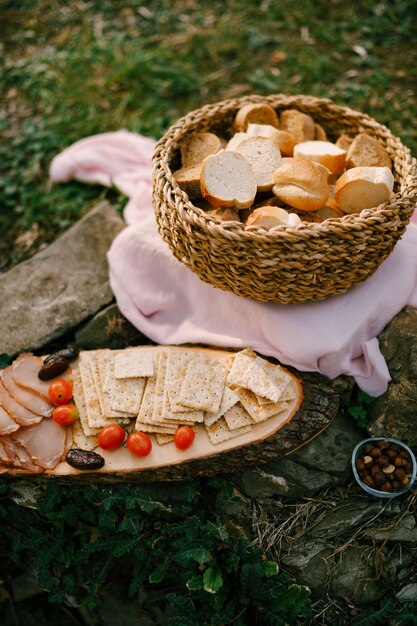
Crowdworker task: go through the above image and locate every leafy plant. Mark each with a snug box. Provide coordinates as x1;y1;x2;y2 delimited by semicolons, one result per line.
0;478;311;625
348;389;375;429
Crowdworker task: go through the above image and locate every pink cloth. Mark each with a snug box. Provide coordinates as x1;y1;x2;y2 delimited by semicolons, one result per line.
50;131;417;396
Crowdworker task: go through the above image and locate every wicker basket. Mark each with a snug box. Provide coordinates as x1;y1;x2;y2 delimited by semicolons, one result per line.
152;94;417;304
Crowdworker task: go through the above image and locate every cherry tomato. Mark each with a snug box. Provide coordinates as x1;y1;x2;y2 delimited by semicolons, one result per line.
127;431;152;457
52;404;79;426
174;425;195;450
48;379;73;405
97;423;125;451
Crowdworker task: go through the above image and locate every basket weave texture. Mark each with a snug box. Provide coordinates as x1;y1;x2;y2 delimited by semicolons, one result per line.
153;94;417;304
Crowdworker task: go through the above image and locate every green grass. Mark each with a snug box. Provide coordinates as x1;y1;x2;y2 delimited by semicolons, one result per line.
1;0;417;269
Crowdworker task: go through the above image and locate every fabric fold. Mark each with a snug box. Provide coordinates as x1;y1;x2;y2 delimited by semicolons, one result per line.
50;130;417;396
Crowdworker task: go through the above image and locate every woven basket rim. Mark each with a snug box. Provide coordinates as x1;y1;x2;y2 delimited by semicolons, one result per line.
153;93;417;242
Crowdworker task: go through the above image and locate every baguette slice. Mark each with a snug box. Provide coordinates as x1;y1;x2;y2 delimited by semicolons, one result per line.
200;150;257;209
272;157;329;211
225;132;249;151
173;164;202;198
346;133;392;169
294;140;346;175
233;103;279;132
246;123;295;156
334;166;394;213
206;207;241;222
280;109;316;144
234;137;282;191
180;132;223;167
245;206;302;229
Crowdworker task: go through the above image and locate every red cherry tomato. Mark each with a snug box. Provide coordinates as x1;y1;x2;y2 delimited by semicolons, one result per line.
174;425;195;450
127;431;152;457
97;423;125;451
48;379;73;405
52;404;79;426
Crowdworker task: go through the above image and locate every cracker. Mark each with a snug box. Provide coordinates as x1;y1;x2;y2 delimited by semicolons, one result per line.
234;387;289;423
226;348;257;388
114;347;155;379
136;422;177;434
162;348;197;416
136;376;178;430
204;386;240;427
98;353;138;417
78;354;110;428
71;368;100;437
178;357;227;412
151;351;168;422
72;417;98;451
155;433;174;445
240;356;289;403
206;418;252;445
223;403;253;430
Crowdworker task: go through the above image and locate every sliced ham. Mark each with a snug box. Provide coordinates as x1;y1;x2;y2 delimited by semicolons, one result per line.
12;418;67;470
1;366;53;417
2;437;44;473
0;405;20;435
0;380;43;426
0;440;13;464
12;352;70;400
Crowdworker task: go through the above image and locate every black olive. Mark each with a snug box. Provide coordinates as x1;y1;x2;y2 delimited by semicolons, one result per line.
66;448;105;470
54;345;79;363
38;355;70;380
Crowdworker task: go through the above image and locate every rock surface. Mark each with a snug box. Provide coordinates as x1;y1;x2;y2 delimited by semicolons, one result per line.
368;306;417;447
0;202;125;356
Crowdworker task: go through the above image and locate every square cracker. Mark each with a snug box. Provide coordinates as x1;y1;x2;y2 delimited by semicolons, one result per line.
78;354;110;429
71;368;101;437
240;356;290;403
234;387;289;423
114;347;155;379
72;417;98;451
178;357;227;413
226;348;257;388
223;403;253;430
206;418;252;445
162;348;198;416
204;386;240;427
97;352;137;418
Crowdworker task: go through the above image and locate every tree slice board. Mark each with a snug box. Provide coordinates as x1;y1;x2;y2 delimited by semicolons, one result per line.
2;348;339;482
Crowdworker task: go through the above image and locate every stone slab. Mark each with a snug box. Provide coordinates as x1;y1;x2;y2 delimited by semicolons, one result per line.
0;202;125;356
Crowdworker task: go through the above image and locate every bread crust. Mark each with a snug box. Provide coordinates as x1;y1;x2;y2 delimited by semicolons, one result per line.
200;150;257;209
346;133;392;169
233;103;280;132
280;109;316;144
293;140;346;175
334;166;394;213
180;132;223;167
271;157;329;211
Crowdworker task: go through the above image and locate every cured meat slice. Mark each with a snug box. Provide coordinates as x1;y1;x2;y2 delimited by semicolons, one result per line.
1;366;53;417
0;405;20;435
12;353;69;400
2;437;44;473
12;418;67;470
0;380;42;426
0;440;13;464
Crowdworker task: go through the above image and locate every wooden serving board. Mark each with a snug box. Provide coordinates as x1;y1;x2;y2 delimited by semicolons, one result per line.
6;348;340;482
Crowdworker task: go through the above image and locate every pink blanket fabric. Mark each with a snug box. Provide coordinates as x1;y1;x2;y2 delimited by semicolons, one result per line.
50;131;417;396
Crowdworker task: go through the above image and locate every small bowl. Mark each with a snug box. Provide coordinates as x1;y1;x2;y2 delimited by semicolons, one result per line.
352;437;417;498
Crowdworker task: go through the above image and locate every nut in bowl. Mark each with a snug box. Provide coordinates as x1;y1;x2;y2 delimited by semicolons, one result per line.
352;437;417;498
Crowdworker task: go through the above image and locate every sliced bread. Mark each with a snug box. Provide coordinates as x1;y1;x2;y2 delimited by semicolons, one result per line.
200;150;257;209
234;136;282;191
280;109;316;144
246;123;295;156
272;157;329;211
245;206;302;229
334;166;394;213
233;103;280;132
180;132;223;167
293;140;347;174
346;133;392;169
173;164;202;199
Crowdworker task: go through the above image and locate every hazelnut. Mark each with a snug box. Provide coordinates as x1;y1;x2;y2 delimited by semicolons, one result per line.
394;467;406;481
387;449;397;461
390;443;400;452
370;447;382;458
355;459;365;472
371;464;380;476
380;481;393;492
364;475;375;487
402;476;409;486
392;480;402;492
378;455;389;467
373;472;386;487
377;440;390;449
363;456;373;467
394;457;407;467
399;450;409;459
363;443;374;454
383;464;396;475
